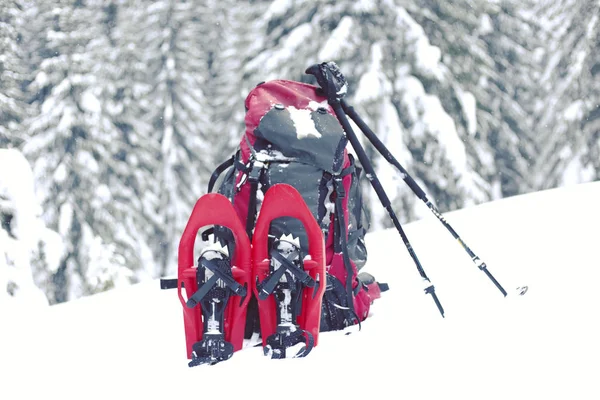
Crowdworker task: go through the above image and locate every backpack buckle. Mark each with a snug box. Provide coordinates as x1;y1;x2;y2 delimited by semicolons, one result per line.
236;159;267;191
333;176;346;199
248;160;266;183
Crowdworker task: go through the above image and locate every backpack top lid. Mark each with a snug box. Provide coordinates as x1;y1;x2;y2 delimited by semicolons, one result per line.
242;80;348;174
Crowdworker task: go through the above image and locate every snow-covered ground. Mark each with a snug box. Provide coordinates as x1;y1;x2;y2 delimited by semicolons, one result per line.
2;181;599;400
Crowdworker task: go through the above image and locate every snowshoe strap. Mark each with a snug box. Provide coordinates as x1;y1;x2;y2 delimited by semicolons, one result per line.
256;248;314;300
186;257;247;308
270;250;315;287
186;274;221;308
203;257;246;296
256;261;288;300
160;278;178;290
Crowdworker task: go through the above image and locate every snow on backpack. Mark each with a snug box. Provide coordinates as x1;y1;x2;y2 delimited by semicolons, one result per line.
161;62;507;367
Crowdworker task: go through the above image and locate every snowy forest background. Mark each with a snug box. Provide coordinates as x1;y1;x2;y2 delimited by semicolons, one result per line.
1;0;599;306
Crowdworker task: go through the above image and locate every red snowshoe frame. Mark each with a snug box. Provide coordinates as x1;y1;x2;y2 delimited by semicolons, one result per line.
252;184;326;348
177;184;326;359
177;193;252;359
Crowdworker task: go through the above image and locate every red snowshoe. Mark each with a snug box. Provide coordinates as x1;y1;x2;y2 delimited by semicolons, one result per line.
177;193;252;366
252;184;326;358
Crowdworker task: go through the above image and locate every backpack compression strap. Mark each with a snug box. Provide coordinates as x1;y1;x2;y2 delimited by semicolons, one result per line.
244;159;269;239
330;162;361;324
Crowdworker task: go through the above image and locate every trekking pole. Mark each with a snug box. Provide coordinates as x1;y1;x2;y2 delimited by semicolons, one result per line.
318;69;507;298
306;62;445;317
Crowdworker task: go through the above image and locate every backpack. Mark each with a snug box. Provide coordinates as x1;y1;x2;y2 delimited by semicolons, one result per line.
208;80;381;337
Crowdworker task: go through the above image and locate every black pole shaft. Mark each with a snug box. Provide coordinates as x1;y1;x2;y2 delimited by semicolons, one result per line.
329;100;444;317
341;100;428;200
340;99;507;297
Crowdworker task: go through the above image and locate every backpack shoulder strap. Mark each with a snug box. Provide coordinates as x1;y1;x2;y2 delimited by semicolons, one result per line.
207;151;249;193
208;155;235;193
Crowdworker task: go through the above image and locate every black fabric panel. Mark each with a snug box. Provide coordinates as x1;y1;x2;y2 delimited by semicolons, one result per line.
265;162;323;253
346;161;369;271
255;107;345;173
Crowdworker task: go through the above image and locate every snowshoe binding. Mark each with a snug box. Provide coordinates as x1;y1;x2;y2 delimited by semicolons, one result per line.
251;184;327;358
257;235;316;358
186;245;247;367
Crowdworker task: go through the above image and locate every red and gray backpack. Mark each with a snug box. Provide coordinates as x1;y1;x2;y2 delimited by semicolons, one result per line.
218;79;381;327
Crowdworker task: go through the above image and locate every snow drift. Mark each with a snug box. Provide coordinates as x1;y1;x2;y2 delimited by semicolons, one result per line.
2;181;599;400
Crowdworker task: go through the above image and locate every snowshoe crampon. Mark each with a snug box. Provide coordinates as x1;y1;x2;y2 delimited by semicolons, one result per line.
188;333;234;367
264;325;315;359
177;193;251;366
252;184;326;358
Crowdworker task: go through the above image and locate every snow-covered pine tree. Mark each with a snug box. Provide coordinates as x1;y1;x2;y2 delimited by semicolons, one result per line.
584;21;600;178
200;0;251;155
476;1;541;195
533;0;600;188
0;0;28;148
240;0;492;228
239;0;323;84
405;0;540;199
0;148;62;308
88;0;158;288
129;0;218;277
22;0;146;303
